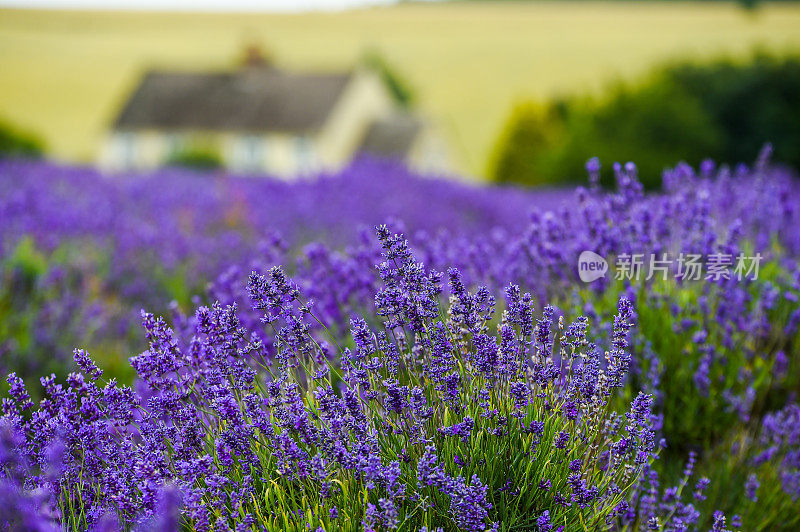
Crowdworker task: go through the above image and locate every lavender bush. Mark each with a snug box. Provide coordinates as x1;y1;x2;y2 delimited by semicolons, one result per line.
2;149;800;529
201;153;800;458
1;228;660;531
0;157;569;382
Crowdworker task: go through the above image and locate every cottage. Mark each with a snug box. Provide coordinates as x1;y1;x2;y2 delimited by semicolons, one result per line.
99;58;450;177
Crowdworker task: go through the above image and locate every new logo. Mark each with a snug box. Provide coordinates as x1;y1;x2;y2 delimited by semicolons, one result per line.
578;251;608;282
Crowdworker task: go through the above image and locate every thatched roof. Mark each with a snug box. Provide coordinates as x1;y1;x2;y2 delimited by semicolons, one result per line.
114;67;352;133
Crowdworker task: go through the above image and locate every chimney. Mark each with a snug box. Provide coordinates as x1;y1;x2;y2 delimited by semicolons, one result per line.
241;44;272;69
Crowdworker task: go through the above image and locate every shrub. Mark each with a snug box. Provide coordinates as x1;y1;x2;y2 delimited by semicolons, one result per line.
0;120;43;159
487;102;561;187
489;54;800;189
165;147;222;170
542;80;722;190
666;54;800;172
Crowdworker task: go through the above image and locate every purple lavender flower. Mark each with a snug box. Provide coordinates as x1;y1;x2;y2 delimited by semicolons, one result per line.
537;509;552;531
745;473;759;502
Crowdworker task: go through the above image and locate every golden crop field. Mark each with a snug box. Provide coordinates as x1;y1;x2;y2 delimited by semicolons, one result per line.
1;2;800;176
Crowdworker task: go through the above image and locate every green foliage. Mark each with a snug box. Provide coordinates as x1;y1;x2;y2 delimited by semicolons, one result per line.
0;239;76;392
738;0;761;11
361;50;415;109
487;102;562;187
666;54;800;172
0;119;43;159
699;437;799;531
165;146;222;171
632;275;795;453
489;54;800;189
543;81;722;190
557;241;800;495
0;240;140;396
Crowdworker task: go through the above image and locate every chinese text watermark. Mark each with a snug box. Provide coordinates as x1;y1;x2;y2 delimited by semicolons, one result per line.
578;252;762;283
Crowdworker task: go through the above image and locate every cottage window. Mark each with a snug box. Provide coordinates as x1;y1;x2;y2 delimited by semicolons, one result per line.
118;133;137;169
295;137;314;173
239;135;264;172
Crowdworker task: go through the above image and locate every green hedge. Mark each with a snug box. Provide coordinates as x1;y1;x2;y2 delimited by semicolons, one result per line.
165;146;222;170
489;54;800;189
0;119;43;159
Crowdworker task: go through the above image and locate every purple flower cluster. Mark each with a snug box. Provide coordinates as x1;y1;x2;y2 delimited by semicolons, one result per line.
0;157;568;382
2;149;800;530
196;152;800;458
0;226;663;531
752;403;800;501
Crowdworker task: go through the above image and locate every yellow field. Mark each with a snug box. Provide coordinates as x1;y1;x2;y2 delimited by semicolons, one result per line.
1;3;800;176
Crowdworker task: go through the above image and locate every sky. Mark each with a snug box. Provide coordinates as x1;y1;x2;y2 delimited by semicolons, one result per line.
0;0;400;11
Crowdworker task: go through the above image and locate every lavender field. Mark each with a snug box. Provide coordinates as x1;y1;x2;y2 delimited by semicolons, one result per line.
1;151;800;531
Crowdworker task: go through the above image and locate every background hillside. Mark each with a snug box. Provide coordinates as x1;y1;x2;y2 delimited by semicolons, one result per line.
2;2;800;176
